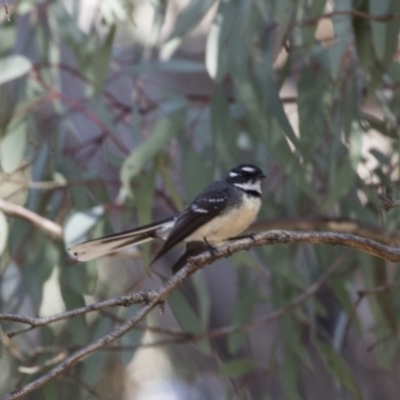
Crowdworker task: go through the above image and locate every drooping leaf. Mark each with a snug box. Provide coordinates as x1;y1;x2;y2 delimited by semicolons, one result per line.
0;55;32;85
64;205;105;246
81;317;113;386
167;0;216;41
127;60;207;75
0;119;27;173
218;358;257;378
168;289;211;354
317;340;362;400
0;211;8;256
120;110;185;196
369;0;390;60
91;25;116;95
323;122;362;208
228;269;260;354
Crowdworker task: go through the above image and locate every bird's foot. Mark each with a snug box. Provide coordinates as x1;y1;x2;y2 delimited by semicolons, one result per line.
203;237;217;257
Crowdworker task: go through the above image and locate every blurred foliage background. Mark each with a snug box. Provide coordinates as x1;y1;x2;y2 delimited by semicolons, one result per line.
1;0;400;399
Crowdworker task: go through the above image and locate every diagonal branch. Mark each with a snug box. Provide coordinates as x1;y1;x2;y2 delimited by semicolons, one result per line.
1;290;162;338
0;199;63;239
3;230;400;400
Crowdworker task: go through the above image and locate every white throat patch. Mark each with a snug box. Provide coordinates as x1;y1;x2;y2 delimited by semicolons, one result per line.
233;180;262;194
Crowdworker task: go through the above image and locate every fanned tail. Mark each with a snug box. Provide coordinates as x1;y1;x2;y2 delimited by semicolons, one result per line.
69;217;174;262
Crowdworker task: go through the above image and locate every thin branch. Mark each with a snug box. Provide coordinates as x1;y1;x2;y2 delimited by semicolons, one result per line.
344;279;400;345
18;351;67;375
0;199;63;239
31;68;130;156
3;230;400;399
378;194;400;212
1;290;162;338
101;256;344;352
300;10;400;26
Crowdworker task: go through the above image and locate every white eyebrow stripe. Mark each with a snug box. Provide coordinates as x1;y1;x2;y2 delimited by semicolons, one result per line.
241;166;256;173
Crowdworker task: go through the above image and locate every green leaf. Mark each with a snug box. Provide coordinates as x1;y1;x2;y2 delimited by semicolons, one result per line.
361;112;398;139
0;55;32;85
323;122;362;208
120;322;143;365
23;234;59;307
352;1;373;68
168;290;211;354
157;155;184;210
329;0;352;79
135;168;155;265
210;86;239;167
0;211;8;256
59;271;87;343
91;25;116;94
127;60;207;75
0;119;27;173
81;318;112;385
191;271;210;329
218;358;256;378
182;146;212;200
167;0;216;40
369;0;390;60
228;269;259;354
317;340;362;400
168;290;202;333
205;0;239;80
64;205;105;246
120;110;185;196
297;62;328;151
41;380;58;400
281;340;304;400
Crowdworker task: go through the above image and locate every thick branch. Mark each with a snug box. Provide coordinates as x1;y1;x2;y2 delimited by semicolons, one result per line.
3;230;400;400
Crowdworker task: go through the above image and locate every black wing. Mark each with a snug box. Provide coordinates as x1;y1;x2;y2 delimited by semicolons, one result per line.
152;181;231;263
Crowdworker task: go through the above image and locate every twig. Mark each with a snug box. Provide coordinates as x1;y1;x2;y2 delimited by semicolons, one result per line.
3;230;400;399
344;280;400;345
378;193;400;212
102;256;344;352
1;290;162;338
300;10;400;26
0;199;63;239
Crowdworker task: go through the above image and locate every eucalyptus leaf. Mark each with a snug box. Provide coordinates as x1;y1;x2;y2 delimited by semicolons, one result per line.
121;110;185;196
369;0;389;60
91;25;116;94
167;0;216;40
168;290;211;354
0;55;32;85
228;269;259;354
81;318;112;385
0;119;27;173
218;358;256;378
126;60;207;75
317;341;362;400
0;211;8;256
64;205;105;246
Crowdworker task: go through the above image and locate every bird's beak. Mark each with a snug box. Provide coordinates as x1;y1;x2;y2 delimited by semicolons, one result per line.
258;172;266;179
